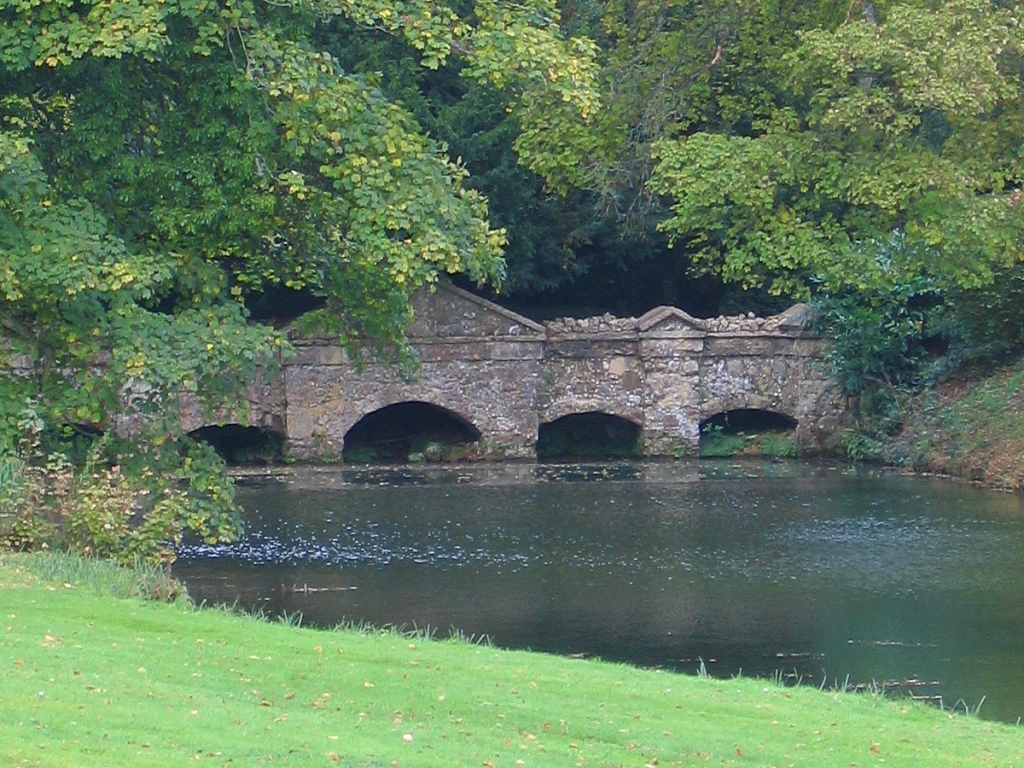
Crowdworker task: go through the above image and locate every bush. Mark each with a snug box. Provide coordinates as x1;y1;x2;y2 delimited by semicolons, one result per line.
0;424;243;566
931;263;1024;370
812;281;938;436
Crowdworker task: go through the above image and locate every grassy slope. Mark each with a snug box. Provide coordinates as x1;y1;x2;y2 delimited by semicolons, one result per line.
3;557;1023;768
888;359;1024;492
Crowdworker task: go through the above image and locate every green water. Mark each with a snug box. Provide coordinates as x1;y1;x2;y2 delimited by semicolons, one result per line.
175;460;1024;723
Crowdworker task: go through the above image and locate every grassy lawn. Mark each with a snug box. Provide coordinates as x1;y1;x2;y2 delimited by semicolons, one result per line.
2;554;1022;768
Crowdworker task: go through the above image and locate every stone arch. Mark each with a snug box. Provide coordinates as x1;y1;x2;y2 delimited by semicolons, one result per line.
699;392;799;427
537;410;643;461
342;400;483;463
538;400;645;429
187;423;286;464
697;407;799;458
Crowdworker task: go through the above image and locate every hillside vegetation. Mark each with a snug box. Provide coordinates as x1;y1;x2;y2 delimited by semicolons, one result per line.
855;360;1024;493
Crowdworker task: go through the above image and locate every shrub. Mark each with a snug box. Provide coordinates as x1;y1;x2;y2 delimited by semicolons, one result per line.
0;431;243;566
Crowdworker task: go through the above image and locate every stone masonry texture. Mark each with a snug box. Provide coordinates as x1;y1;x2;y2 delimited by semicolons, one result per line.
189;285;848;459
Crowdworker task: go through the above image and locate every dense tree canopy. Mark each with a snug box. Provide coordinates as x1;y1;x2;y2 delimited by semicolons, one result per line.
0;0;598;554
6;0;1024;422
4;0;1024;556
648;0;1024;296
0;0;598;436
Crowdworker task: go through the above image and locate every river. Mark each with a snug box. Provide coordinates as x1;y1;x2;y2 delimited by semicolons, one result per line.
174;460;1024;723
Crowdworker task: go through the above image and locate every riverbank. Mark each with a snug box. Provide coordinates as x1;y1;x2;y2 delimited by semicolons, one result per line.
871;358;1024;492
3;553;1021;768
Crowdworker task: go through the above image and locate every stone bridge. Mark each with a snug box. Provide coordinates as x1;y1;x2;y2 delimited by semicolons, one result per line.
193;284;847;460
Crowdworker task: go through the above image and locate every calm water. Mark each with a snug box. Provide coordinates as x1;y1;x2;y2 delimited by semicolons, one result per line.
174;461;1024;723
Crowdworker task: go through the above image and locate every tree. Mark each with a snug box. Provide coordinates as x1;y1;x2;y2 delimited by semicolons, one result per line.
478;0;849;315
0;0;598;556
325;21;599;298
649;0;1024;296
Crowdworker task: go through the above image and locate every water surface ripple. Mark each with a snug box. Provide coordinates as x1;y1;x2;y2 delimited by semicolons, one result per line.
174;460;1024;722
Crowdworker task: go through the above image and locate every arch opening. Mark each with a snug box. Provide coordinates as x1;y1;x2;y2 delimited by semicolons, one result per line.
537;412;642;461
343;402;482;464
188;425;285;465
698;409;798;458
48;423;104;464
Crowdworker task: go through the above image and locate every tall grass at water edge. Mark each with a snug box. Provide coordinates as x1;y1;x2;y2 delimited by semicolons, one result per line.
0;550;185;602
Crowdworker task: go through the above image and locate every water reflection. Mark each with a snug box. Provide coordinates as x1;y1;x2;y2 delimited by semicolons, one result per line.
175;460;1024;722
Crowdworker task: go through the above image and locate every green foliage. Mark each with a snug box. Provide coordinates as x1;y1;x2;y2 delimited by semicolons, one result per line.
0;448;58;554
0;0;598;557
649;0;1024;297
869;358;1024;489
65;437;244;564
0;419;242;564
0;450;21;498
812;275;938;437
930;264;1024;370
814;278;936;397
760;433;797;458
0;510;57;553
698;428;747;458
0;0;598;385
816;264;1024;467
530;1;844;228
325;21;601;300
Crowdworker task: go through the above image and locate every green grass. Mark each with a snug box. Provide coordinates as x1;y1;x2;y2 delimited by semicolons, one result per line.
2;551;186;601
2;554;1023;768
698;433;747;458
759;434;798;459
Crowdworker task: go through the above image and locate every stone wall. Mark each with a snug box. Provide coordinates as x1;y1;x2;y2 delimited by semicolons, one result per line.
282;288;546;460
179;285;849;459
537;302;845;456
